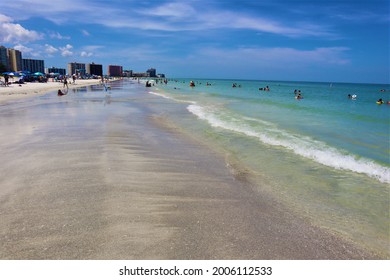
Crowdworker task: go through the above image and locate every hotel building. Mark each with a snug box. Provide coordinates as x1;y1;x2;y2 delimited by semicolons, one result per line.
86;63;103;76
108;65;123;77
0;46;10;71
146;68;157;77
68;62;86;76
22;58;45;73
47;67;66;76
8;48;23;72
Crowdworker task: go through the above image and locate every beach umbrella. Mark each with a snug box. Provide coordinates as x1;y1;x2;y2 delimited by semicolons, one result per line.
33;72;45;76
19;70;31;75
3;72;20;76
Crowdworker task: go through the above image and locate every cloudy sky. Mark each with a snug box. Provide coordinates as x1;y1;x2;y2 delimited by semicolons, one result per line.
0;0;389;83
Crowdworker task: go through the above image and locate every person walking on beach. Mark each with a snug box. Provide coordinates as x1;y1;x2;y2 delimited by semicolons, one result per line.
63;76;68;89
4;74;9;86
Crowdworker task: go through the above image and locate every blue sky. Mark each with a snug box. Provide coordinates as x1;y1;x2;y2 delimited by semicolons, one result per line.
0;0;389;83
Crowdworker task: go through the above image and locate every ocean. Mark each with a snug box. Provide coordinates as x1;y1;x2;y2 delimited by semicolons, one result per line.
143;78;389;257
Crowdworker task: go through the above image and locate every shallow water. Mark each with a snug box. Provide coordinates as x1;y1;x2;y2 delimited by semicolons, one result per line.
147;78;389;257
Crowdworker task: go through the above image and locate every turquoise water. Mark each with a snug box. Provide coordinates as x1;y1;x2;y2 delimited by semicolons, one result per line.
151;79;390;182
145;78;389;257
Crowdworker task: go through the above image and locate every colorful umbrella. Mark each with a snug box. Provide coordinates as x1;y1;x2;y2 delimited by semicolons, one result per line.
3;72;20;76
33;72;45;76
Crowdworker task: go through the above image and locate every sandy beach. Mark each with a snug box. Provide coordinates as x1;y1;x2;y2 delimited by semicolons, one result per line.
0;80;380;260
0;79;103;103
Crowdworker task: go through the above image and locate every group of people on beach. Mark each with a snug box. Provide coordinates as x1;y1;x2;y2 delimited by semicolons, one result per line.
58;74;74;95
62;74;78;90
0;74;24;86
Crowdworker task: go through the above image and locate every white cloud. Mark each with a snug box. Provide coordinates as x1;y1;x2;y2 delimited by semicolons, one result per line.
0;14;13;23
81;29;90;36
0;1;92;24
197;46;350;66
79;45;106;58
1;2;336;38
227;15;332;38
48;31;70;40
83;45;104;51
80;51;93;57
13;44;42;58
140;2;196;19
59;44;73;57
12;44;33;54
0;14;43;43
140;2;333;37
45;44;59;55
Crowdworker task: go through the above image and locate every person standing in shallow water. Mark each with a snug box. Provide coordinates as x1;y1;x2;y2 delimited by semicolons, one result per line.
63;76;68;89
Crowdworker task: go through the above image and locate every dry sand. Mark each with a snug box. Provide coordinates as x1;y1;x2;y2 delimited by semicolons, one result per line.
0;81;378;259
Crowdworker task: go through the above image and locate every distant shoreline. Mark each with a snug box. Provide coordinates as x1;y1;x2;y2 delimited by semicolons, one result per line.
0;79;106;103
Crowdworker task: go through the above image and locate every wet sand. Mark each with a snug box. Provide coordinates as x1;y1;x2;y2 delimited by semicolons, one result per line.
0;81;378;259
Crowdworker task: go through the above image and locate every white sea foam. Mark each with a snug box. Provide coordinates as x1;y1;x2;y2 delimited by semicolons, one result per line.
149;91;196;104
187;104;390;184
149;91;174;100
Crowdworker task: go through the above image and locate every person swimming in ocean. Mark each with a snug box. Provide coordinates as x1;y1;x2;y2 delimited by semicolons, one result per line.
348;94;357;100
376;98;384;104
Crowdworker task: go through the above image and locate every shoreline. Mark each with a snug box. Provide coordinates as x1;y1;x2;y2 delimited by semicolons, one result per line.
0;79;106;103
0;81;382;259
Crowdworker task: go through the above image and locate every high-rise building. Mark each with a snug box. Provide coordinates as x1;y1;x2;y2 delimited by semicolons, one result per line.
123;70;133;77
107;65;122;77
0;46;10;71
22;58;44;73
86;63;103;76
8;48;22;72
68;62;86;76
47;67;66;76
146;68;156;77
